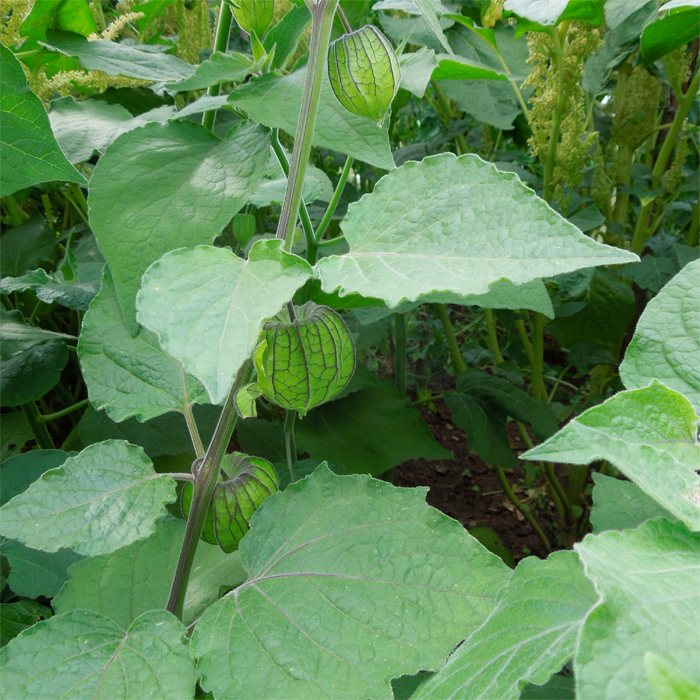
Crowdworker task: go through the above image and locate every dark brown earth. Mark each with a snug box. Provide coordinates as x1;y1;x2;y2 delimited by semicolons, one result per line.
394;398;556;563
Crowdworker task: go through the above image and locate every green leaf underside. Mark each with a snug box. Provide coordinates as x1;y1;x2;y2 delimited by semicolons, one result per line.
641;4;700;66
191;466;511;700
314;154;637;307
574;519;700;699
88;120;271;332
0;440;176;556
0;610;195;700
136;241;312;405
590;473;677;534
0;45;84;197
413;551;597;700
53;517;246;629
79;267;208;423
228;66;394;169
524;381;700;532
41;29;196;82
296;373;452;475
620;260;700;414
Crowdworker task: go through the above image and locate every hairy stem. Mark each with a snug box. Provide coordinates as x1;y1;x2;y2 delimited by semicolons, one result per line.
181;364;204;458
166;360;253;620
394;313;407;395
201;1;233;131
276;0;340;252
39;399;89;424
433;304;467;375
21;401;54;449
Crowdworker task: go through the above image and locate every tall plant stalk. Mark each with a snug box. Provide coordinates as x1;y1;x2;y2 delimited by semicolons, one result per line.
201;2;233;132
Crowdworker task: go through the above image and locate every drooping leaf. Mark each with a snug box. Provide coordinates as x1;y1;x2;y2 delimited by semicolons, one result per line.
0;339;68;407
0;609;196;700
89;119;270;331
79;267;208;423
48;97;175;163
41;29;196;82
53;517;246;629
574;519;700;699
191;465;511;700
0;440;177;556
413;0;453;53
296;372;452;475
0;211;55;278
164;51;263;91
315;154;636;310
136;240;312;405
399;48;439;97
0;45;85;197
379;10;455;53
620;259;700;414
413;551;596;700
262;2;311;71
590;473;676;534
0;309;74;358
620;255;679;293
0;600;52;647
523;381;700;532
431;54;506;81
640;1;700;66
228;66;395;169
20;0;97;41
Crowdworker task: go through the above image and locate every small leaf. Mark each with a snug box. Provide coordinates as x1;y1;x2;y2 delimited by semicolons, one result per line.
0;45;84;197
191;465;511;700
574;519;700;699
0;440;177;556
136;240;312;405
0;600;52;647
0;609;196;700
413;551;596;700
523;381;700;532
0;211;55;278
399;48;439;97
0;411;32;462
262;2;311;71
314;154;637;307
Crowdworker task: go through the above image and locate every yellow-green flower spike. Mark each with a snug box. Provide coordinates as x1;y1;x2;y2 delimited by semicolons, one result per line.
328;25;400;126
254;302;356;417
228;0;275;38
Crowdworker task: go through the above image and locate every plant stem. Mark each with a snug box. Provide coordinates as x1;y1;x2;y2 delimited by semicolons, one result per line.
632;66;700;254
394;313;407;394
315;155;353;242
530;312;547;402
276;0;339;252
483;309;504;365
180;364;204;458
515;319;535;367
39;399;88;423
21;401;53;449
92;0;107;32
431;81;469;154
494;464;551;552
687;199;699;248
284;409;297;481
201;1;233;132
336;5;352;32
542;24;568;205
270;129;318;263
433;304;467;375
166;360;252;620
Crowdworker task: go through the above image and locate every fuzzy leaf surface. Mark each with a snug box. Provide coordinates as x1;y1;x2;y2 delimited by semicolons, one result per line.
53;518;246;629
620;259;700;413
191;465;511;700
524;381;700;531
79;267;207;423
414;551;596;700
0;609;195;700
0;440;176;556
314;154;636;307
137;241;312;405
574;519;700;699
89;120;270;332
0;45;84;197
228;67;394;169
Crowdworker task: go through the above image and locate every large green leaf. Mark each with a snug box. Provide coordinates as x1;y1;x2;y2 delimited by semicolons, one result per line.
41;29;196;82
136;240;312;405
48;97;175;163
0;211;55;278
88;119;270;332
413;551;596;700
314;154;636;308
20;0;97;41
524;381;700;532
296;371;452;475
0;609;195;700
54;517;246;629
640;1;700;66
228;67;394;169
164;52;263;91
0;45;85;197
620;259;700;414
590;473;676;534
79;267;208;423
0;440;177;556
574;519;700;699
191;465;511;700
